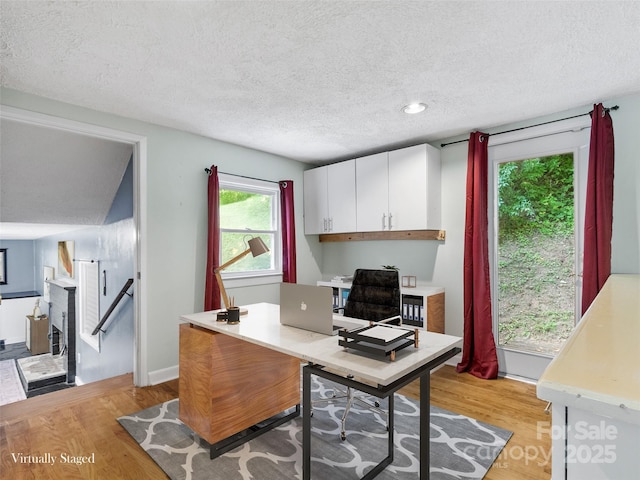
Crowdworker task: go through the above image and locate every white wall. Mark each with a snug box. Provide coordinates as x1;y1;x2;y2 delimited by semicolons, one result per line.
1;87;322;383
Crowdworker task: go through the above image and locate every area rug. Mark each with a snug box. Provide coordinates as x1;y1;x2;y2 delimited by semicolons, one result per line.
118;376;511;480
0;359;27;405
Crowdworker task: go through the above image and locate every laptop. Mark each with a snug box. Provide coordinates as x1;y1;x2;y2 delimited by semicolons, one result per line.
279;283;363;335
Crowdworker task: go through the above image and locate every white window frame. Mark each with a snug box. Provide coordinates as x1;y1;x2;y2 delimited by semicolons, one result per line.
78;260;101;352
218;174;282;288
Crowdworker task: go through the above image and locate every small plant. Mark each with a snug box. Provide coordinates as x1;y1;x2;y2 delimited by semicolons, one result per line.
381;265;399;271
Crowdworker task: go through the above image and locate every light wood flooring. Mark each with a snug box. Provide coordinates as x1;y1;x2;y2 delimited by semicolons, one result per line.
0;365;550;479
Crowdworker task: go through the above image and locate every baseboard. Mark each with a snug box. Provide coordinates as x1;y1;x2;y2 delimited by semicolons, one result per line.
148;364;179;385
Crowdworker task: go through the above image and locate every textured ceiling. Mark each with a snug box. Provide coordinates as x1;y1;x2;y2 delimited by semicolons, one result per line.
2;1;639;164
0;119;132;238
1;1;640;239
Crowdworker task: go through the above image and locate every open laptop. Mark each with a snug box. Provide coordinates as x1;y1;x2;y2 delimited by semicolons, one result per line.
280;283;363;335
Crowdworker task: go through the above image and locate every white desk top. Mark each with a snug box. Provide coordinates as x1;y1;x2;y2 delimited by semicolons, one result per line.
180;303;462;387
537;274;640;424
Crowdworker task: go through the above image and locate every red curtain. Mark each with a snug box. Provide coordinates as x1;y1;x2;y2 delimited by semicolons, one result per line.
581;104;615;315
280;180;297;283
204;165;221;310
456;132;499;379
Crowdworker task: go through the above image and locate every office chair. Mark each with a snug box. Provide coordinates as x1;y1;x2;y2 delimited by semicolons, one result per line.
315;268;401;440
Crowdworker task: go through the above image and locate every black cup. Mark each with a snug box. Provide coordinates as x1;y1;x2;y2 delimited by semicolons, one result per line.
227;307;240;324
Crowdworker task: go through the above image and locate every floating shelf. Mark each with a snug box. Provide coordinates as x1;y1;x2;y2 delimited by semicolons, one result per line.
318;229;445;243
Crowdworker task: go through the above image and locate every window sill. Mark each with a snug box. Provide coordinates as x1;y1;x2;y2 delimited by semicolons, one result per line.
221;273;283;289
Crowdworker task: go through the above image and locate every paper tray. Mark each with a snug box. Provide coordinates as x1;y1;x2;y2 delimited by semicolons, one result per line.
338;324;418;361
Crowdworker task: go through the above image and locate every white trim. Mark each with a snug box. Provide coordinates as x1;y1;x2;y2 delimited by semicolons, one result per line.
0;105;149;387
147;364;179;385
223;273;283;289
78;260;101;352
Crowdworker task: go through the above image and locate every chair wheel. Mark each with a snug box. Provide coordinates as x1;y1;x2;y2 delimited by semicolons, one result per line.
341;433;346;441
310;411;314;417
374;401;380;407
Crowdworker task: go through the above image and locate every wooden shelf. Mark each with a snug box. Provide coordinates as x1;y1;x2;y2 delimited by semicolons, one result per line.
319;229;445;243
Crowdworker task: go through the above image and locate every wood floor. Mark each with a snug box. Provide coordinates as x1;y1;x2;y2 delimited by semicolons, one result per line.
0;365;551;479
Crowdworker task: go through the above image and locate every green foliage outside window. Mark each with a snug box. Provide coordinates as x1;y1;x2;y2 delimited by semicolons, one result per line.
498;154;574;241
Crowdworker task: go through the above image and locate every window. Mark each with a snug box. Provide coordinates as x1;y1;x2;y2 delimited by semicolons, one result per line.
487;116;590;379
219;174;281;280
78;260;100;352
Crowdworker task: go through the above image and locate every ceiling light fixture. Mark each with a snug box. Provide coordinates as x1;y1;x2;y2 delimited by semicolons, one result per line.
402;102;427;114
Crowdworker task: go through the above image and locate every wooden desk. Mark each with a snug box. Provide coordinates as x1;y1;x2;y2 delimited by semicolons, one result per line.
178;323;300;456
180;303;462;479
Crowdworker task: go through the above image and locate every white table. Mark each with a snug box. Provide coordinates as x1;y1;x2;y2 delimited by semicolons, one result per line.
181;303;462;480
537;275;640;479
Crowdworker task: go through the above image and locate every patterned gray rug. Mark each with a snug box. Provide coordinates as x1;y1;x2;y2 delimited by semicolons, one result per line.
118;376;511;480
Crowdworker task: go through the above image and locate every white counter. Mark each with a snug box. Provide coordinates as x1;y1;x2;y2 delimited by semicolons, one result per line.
537;274;640;423
537;274;640;479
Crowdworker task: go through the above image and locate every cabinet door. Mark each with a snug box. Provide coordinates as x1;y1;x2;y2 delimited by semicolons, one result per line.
327;160;356;233
390;144;441;230
388;144;427;230
303;166;328;234
356;152;389;232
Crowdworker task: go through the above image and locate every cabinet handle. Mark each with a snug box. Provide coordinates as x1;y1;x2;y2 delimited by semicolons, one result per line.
329;218;333;232
389;213;393;230
323;218;327;232
382;213;387;230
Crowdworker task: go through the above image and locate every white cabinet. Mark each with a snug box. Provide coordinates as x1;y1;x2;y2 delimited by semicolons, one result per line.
354;152;388;231
356;144;440;232
303;160;356;234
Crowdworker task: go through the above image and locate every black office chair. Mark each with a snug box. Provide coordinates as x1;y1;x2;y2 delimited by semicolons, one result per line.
316;268;401;440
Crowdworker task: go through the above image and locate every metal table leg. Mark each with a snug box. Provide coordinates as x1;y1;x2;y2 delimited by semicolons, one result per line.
303;364;312;480
420;371;430;479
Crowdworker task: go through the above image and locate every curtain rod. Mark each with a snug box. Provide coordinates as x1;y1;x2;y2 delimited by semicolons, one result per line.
440;105;619;148
204;167;280;185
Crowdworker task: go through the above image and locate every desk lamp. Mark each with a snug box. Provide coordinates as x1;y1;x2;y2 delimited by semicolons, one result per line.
214;236;269;314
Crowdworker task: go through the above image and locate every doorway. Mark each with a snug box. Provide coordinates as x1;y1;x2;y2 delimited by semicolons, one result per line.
488;121;590;380
0;106;147;389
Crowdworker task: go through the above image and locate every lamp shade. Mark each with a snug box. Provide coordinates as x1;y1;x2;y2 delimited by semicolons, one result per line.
248;236;269;257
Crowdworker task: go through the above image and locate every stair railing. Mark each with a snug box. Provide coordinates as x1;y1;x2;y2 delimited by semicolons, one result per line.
92;278;134;335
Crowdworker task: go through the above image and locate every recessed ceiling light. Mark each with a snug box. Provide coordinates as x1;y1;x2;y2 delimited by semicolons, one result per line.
402;103;427;114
